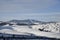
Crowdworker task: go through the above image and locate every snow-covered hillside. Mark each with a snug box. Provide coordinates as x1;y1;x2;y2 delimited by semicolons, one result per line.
32;22;60;33
0;19;60;39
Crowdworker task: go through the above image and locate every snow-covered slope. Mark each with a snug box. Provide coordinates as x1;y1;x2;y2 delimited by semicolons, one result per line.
32;22;60;33
0;19;60;39
11;25;60;38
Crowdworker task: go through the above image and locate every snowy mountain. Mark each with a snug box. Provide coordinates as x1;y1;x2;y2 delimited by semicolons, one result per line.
8;19;40;25
0;19;60;39
7;19;60;33
32;22;60;33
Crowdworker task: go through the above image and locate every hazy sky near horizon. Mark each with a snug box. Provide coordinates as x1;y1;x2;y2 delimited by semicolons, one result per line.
0;0;60;21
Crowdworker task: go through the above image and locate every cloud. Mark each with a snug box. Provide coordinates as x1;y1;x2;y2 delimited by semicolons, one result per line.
0;0;60;21
0;0;59;13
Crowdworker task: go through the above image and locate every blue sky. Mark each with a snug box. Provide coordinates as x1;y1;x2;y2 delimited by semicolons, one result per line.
0;0;60;21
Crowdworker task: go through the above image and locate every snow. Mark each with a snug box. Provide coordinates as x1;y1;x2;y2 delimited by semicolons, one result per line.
0;29;32;36
11;25;60;39
3;24;9;26
0;21;60;39
32;23;60;33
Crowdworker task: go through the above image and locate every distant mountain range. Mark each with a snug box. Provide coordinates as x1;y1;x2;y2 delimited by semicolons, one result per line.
9;19;56;23
0;19;58;26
